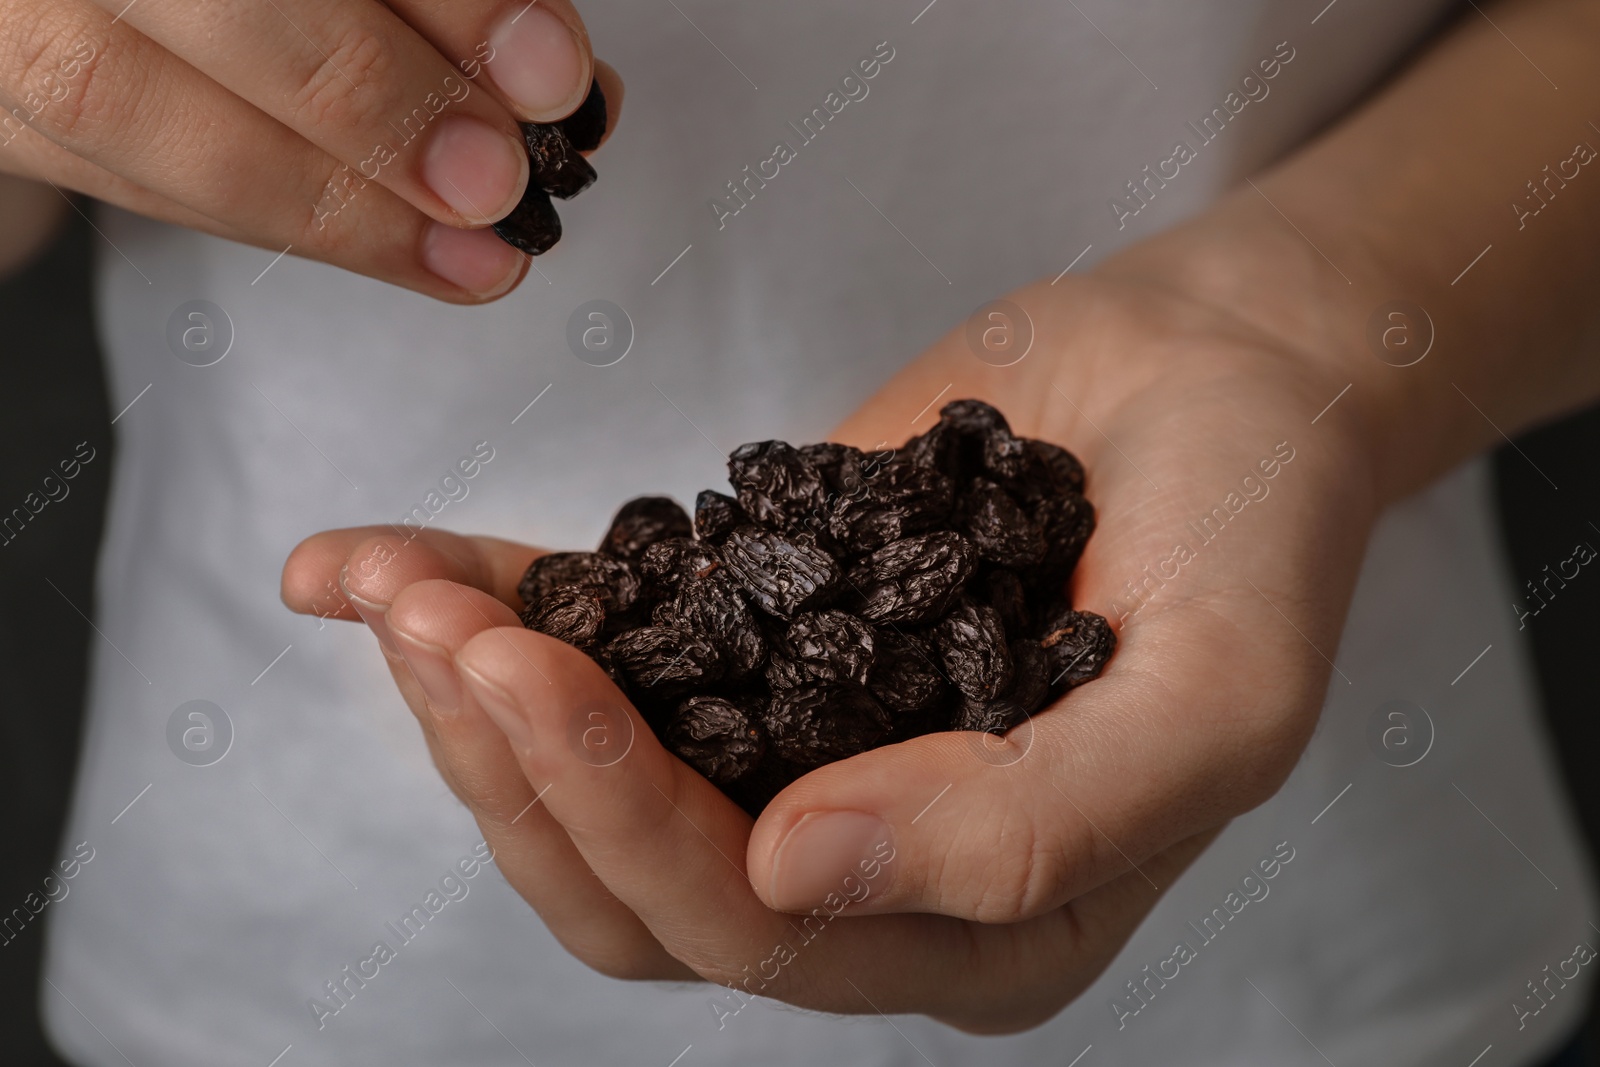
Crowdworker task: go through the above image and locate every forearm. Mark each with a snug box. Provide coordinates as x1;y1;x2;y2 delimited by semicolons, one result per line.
1104;0;1600;505
0;173;66;278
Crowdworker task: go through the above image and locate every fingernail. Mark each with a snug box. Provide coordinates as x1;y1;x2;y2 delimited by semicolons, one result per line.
768;811;894;912
488;4;587;120
420;222;525;297
339;566;397;655
422;115;529;223
394;630;462;717
458;661;534;750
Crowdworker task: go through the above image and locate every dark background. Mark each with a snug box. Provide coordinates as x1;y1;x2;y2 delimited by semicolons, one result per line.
1;216;1596;1065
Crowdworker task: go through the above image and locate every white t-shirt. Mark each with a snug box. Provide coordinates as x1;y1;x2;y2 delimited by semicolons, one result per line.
44;2;1598;1065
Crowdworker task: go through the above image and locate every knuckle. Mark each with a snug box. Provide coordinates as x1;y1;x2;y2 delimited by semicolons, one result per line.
0;9;118;141
286;24;394;133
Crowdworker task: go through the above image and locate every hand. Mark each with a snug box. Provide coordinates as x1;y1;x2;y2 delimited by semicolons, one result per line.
282;215;1384;1031
0;0;620;301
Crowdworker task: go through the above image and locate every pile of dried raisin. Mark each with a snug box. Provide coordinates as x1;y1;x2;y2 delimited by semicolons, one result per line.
518;400;1116;813
493;80;607;256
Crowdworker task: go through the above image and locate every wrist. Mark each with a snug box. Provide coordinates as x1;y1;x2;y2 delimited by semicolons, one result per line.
1093;188;1446;509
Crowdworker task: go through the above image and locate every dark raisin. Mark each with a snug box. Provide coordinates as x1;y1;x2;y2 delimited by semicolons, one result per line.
519;552;640;615
932;600;1014;702
726;441;827;533
762;684;892;769
693;489;747;544
764;648;811;691
799;442;868;494
665;696;766;786
940;398;1011;436
606;626;723;696
1023;439;1086;497
829;456;955;552
867;630;950;719
954;639;1050;734
978;568;1032;636
721;525;841;618
958;480;1045;567
1032;492;1097;592
638;538;721;596
904;399;1011;483
781;610;875;686
844;531;977;624
493;185;562;256
652;574;767;681
598;496;692;562
519;584;606;650
558;78;608;152
519;122;597;200
1040;609;1117;694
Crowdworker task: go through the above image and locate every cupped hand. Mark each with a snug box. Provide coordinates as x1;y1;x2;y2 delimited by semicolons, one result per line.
281;244;1382;1032
0;0;620;300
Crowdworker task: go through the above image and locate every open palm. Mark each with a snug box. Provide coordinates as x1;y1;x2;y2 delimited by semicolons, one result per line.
282;267;1378;1033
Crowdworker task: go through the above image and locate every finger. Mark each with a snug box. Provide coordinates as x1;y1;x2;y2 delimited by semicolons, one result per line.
0;124;254;243
451;626;1190;1023
746;606;1310;922
279;525;540;633
386;580;692;980
385;0;596;123
452;629;944;1002
454;629;793;961
1;4;527;300
100;0;539;228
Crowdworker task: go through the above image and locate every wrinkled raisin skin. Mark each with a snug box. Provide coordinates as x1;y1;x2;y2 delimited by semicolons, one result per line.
600;496;692;562
781;610;875;686
845;531;976;624
721;525;840;618
1040;609;1117;695
665;696;766;786
762;684;892;769
520;585;606;650
513;399;1113;814
933;600;1014;702
519;122;597;200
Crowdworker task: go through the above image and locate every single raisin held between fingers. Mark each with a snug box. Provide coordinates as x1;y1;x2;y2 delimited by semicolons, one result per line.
519;122;597;200
492;81;607;256
558;79;609;152
493;186;562;256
